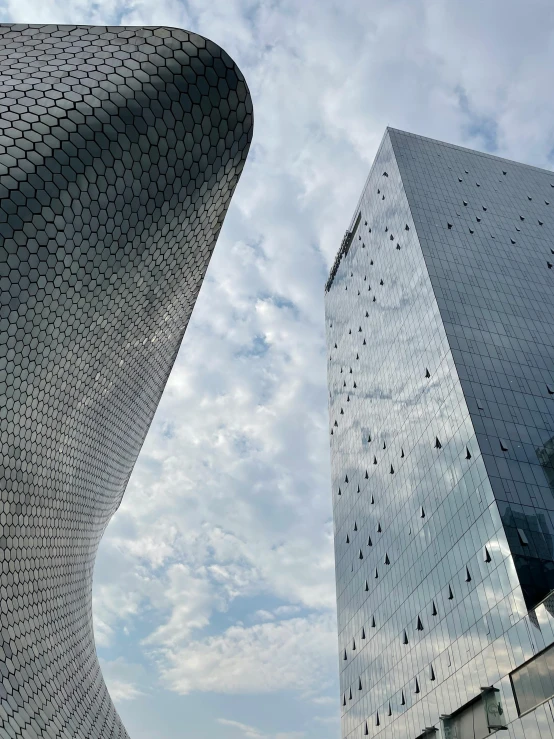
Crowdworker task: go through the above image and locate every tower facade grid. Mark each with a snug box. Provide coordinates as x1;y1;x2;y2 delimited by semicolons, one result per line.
325;128;554;739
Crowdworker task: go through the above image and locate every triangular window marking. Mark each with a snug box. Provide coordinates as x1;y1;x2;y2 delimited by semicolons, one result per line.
377;522;382;533
379;279;384;286
518;528;529;546
343;649;347;660
385;226;388;232
465;567;471;582
362;627;366;639
342;694;346;707
348;328;351;335
370;259;374;265
358;677;363;690
390;465;394;474
463;200;468;206
458;177;462;182
375;711;380;727
401;448;405;458
447;223;453;230
528;195;532;200
383;440;386;449
483;205;487;211
547;386;554;395
465;447;472;459
359;549;364;560
448;585;454;600
476;182;480;187
340;408;344;415
384;553;390;565
500;440;509;452
420;507;425;519
546;201;550;205
435;437;442;449
367;535;372;546
365;221;367;226
401;690;405;706
429;664;435;681
364;579;369;592
469;228;474;234
405;223;410;231
334;421;338;428
503;170;507;175
353;382;357;388
425;368;430;378
354;521;357;531
357;484;360;493
476;217;481;222
371;615;376;627
548;262;553;269
364;721;369;736
520;215;525;221
373;456;377;465
345;474;349;482
371;495;375;504
365;469;369;478
374;567;378;579
369;227;372;232
377;189;380;194
358;326;362;332
484;546;491;563
383;171;388;177
431;601;437;616
417;616;423;631
516;226;521;231
510;238;516;244
347;395;350;402
365;311;369;318
390;234;394;241
346;534;350;544
343;381;346;387
349;688;352;700
338;487;341;496
402;630;408;645
396;243;401;250
352;638;356;650
539;220;544;226
356;353;359;360
388;702;392;717
349;367;352;373
363;339;366;345
330;429;333;436
414;678;420;694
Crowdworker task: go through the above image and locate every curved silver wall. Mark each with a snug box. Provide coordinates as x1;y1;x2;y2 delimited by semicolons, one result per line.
0;23;253;738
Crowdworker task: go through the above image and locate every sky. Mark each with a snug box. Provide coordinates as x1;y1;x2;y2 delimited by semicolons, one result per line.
0;1;553;738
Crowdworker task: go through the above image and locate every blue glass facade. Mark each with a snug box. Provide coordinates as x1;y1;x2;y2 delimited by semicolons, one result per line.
325;129;554;739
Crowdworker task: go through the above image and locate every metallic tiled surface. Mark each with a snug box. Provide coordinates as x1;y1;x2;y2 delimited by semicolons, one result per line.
0;24;252;738
325;129;554;738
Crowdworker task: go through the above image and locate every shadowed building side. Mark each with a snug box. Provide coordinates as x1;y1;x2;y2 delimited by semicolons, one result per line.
0;23;253;739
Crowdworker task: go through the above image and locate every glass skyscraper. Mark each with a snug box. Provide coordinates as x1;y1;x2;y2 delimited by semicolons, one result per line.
325;129;554;739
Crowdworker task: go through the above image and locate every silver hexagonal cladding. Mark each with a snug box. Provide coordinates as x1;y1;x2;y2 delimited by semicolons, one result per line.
0;24;253;738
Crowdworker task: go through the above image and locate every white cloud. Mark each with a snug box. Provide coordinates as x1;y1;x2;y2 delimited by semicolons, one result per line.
218;718;306;739
99;658;148;703
149;614;337;696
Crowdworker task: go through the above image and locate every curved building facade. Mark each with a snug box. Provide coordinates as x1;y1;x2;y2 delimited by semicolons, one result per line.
0;24;252;739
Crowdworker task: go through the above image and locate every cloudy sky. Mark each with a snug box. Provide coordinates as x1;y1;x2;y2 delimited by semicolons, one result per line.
1;1;553;738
